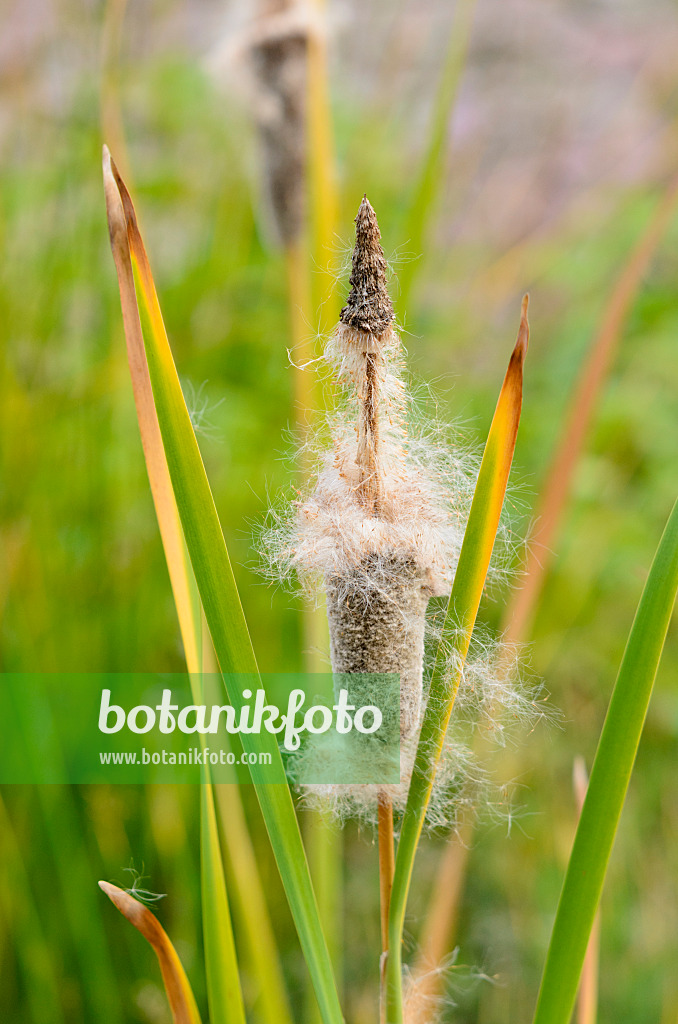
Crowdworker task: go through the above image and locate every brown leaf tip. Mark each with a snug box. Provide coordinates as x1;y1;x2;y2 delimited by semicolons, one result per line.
515;293;530;360
99;880;154;937
340;196;395;336
102;145;127;254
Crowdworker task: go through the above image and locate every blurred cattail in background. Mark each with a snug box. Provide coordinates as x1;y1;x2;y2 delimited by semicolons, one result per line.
247;2;309;247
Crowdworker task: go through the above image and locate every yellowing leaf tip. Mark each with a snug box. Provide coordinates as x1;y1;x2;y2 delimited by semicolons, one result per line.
512;293;530;364
99;880;171;952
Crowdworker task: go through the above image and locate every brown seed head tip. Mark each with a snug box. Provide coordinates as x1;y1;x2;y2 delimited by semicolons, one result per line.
339;196;395;336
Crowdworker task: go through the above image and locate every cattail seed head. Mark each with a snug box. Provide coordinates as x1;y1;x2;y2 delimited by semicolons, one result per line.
294;198;443;743
260;200;543;825
264;198;468;759
327;555;430;739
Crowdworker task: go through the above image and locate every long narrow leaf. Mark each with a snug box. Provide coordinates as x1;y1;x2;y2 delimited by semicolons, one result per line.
103;147;343;1024
200;781;247;1024
572;758;599;1024
203;631;294;1024
194;661;247;1024
386;297;529;1023
105;146;247;1024
214;783;295;1024
103;148;200;674
99;882;202;1024
532;497;678;1024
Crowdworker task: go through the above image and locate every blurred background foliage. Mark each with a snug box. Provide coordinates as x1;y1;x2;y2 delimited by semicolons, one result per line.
1;0;678;1021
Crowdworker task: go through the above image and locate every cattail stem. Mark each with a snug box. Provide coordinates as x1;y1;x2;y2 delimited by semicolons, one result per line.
378;791;395;1024
356;349;382;514
378;792;395;950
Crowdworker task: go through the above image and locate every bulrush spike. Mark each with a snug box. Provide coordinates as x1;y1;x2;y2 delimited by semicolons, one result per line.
340;197;395;337
262;202;533;821
306;196;433;742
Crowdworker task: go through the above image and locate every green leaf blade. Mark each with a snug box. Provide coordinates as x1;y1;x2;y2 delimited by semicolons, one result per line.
214;782;295;1024
532;497;678;1024
106;144;247;1024
103;150;343;1024
200;781;247;1024
385;299;529;1023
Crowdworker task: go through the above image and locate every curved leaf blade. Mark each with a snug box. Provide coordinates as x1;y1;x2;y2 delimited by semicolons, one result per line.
99;881;202;1024
214;782;295;1024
